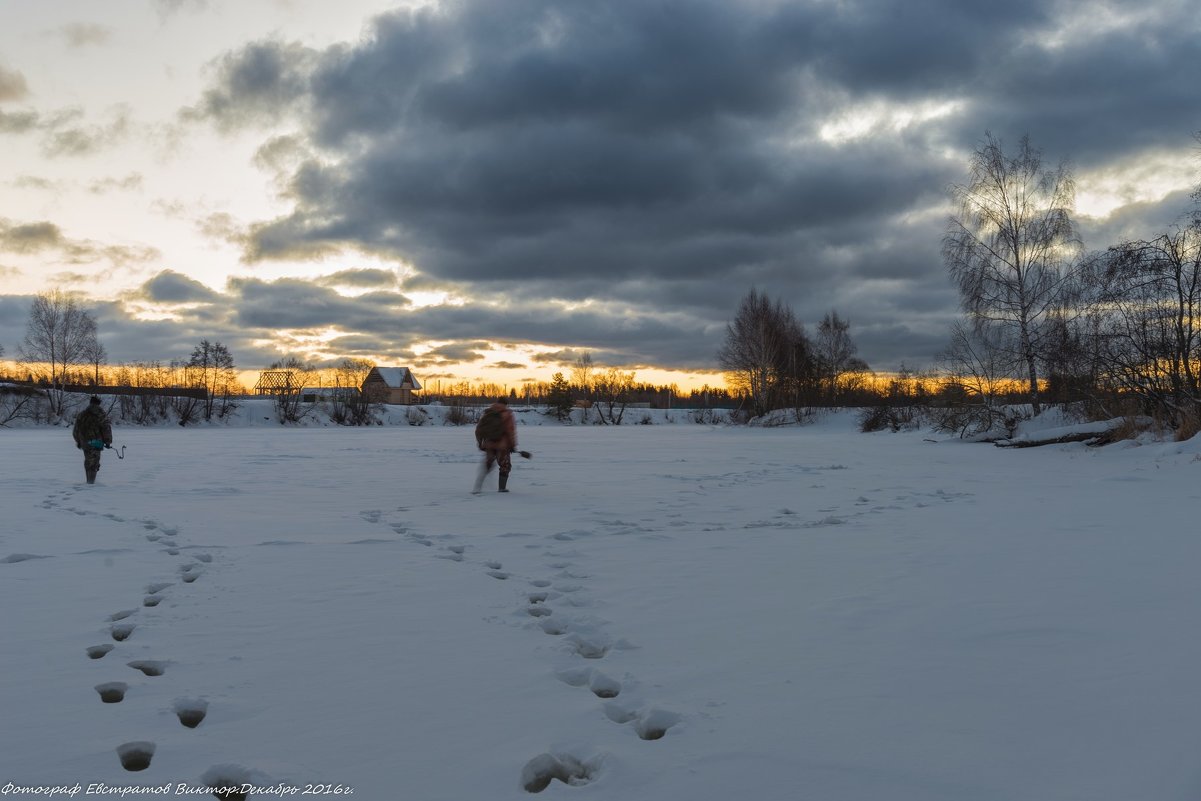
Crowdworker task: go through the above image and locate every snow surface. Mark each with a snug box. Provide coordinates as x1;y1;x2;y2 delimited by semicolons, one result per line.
3;409;1201;800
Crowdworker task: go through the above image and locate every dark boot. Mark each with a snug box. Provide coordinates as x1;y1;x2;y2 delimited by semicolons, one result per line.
498;473;509;493
85;469;97;485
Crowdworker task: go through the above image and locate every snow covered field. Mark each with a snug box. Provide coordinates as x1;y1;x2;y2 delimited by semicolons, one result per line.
3;411;1201;800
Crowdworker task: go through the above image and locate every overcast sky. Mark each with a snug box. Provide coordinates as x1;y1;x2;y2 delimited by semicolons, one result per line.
1;0;1198;387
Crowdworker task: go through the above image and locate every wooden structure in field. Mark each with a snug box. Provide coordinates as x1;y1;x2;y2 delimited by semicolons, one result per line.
361;367;421;405
254;370;301;396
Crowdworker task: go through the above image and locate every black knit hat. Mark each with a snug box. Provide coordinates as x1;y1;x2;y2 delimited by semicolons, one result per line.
89;395;101;405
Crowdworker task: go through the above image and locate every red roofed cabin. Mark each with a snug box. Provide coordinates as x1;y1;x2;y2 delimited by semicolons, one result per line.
361;367;422;405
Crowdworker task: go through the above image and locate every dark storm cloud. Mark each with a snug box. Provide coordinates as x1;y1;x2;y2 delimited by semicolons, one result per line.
227;276;412;331
947;18;1201;167
181;0;1201;371
316;268;401;289
184;40;317;132
135;270;221;304
416;341;491;365
0;295;30;352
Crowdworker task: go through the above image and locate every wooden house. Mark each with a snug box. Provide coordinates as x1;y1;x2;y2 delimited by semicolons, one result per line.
361;367;422;404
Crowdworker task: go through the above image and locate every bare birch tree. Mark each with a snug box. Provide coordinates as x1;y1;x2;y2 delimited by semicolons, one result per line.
83;338;107;385
594;367;636;425
187;340;237;420
815;310;868;405
1089;223;1201;425
943;133;1081;415
329;357;376;425
18;289;101;415
718;289;811;418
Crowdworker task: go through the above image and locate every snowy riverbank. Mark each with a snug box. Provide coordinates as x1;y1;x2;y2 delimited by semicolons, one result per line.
3;413;1201;799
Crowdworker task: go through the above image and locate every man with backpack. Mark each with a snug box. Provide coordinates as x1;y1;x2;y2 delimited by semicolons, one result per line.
473;398;518;493
72;395;114;485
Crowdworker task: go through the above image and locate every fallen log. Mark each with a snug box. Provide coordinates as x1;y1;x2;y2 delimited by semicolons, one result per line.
993;416;1149;449
995;431;1109;448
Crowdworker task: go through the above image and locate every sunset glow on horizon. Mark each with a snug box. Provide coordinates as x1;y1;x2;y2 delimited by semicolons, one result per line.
2;1;1198;387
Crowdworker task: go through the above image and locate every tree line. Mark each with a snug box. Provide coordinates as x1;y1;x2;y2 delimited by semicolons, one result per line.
717;129;1201;438
938;130;1201;438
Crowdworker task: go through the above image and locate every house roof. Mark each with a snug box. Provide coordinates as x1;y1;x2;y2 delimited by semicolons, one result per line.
371;367;421;390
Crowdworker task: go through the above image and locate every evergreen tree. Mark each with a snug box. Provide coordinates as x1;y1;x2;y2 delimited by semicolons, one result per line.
548;372;572;420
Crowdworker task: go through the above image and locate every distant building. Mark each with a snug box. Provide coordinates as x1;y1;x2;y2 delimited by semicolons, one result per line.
361;367;422;405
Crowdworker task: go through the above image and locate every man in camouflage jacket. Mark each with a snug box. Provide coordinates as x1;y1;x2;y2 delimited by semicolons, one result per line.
72;395;113;485
473;398;518;493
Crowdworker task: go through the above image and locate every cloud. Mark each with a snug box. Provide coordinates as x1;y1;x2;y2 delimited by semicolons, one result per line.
0;109;38;134
316;268;401;289
0;220;65;253
87;173;144;194
416;341;491;365
166;1;1201;370
135;270;221;304
40;105;132;157
153;0;212;20
183;39;318;132
0;217;160;267
11;175;59;191
492;361;527;370
56;23;112;49
531;349;585;366
0;65;29;102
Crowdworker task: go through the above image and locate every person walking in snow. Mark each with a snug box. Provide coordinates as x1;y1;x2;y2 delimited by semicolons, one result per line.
72;395;113;485
474;397;519;493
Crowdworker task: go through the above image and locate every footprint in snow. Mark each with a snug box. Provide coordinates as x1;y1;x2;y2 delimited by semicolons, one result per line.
571;641;608;659
117;741;155;772
95;682;128;704
633;709;681;741
520;753;598;793
175;698;209;728
111;622;136;642
540;619;570;636
127;660;167;676
87;644;115;660
556;667;621;698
